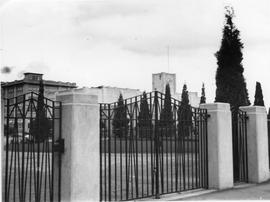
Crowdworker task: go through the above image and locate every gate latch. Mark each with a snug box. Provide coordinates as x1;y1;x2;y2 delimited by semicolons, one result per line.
53;138;65;153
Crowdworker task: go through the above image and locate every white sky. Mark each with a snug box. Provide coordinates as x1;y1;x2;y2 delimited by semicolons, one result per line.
1;0;270;109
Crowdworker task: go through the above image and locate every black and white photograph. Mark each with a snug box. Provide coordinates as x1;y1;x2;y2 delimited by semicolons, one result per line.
1;0;270;201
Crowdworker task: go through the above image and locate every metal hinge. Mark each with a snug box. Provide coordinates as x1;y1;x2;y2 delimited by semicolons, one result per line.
53;138;65;153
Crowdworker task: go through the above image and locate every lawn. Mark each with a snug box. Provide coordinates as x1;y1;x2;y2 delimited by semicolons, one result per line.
2;151;57;202
2;150;207;201
100;152;207;201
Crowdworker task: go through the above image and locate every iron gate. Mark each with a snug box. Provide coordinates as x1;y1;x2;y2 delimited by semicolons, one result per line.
3;85;63;202
100;91;209;201
231;107;248;183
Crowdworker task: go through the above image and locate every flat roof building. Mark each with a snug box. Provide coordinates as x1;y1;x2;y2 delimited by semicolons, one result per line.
1;72;77;100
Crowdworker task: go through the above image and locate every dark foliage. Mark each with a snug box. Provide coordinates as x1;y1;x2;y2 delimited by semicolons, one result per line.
138;92;152;138
215;7;250;108
254;82;265;106
200;83;206;104
178;84;192;137
112;93;129;138
159;84;174;128
29;80;51;142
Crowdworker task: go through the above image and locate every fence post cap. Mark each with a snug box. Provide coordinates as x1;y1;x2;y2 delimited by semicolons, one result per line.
56;92;98;104
239;106;267;114
200;102;230;111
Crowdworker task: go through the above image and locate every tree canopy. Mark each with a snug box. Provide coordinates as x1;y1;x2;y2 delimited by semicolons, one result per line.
138;91;151;128
159;83;173;127
215;7;250;107
112;93;129;138
30;80;51;142
178;84;192;137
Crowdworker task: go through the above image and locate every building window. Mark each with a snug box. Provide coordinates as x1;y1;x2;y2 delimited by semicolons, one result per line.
8;88;14;98
8;88;14;94
32;75;41;81
16;86;23;94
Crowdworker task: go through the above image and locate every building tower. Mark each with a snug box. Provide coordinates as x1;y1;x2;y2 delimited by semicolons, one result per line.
152;72;176;95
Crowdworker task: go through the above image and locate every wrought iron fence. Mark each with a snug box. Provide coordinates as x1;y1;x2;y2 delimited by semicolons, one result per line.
231;107;248;183
4;92;63;202
100;91;209;201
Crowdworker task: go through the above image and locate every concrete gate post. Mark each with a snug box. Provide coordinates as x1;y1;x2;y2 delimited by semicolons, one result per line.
56;91;99;201
240;106;269;183
200;103;234;189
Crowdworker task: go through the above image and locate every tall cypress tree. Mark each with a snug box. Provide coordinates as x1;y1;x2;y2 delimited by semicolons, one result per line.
112;93;129;138
181;84;189;105
30;80;51;142
138;92;152;138
254;81;265;106
215;7;250;108
178;84;192;137
200;83;206;104
159;84;173;127
138;92;151;127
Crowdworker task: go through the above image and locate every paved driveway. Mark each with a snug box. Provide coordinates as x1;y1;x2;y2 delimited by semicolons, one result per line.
181;181;270;200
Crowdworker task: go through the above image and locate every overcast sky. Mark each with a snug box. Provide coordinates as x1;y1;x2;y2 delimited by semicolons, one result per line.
1;0;270;109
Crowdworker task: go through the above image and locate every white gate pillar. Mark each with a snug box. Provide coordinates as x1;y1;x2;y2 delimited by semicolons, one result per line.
240;106;269;183
200;103;234;189
56;92;100;201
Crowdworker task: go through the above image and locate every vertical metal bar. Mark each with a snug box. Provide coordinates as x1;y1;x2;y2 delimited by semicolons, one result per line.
29;93;34;202
154;91;160;199
150;93;154;196
23;98;30;202
187;112;190;190
108;104;112;201
21;94;26;201
202;110;206;187
114;103;117;201
124;100;129;200
99;105;102;201
5;99;10;202
52;102;56;201
135;98;139;198
105;104;108;201
160;96;164;194
175;103;178;192
104;105;108;201
194;109;198;188
120;105;123;201
58;102;62;202
146;94;150;196
15;98;20;201
200;110;204;188
130;101;135;199
204;110;209;188
140;94;144;198
183;112;186;191
171;102;175;192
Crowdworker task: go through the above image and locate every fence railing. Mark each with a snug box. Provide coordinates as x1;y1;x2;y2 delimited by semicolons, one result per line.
4;91;63;202
231;107;248;183
100;91;208;201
